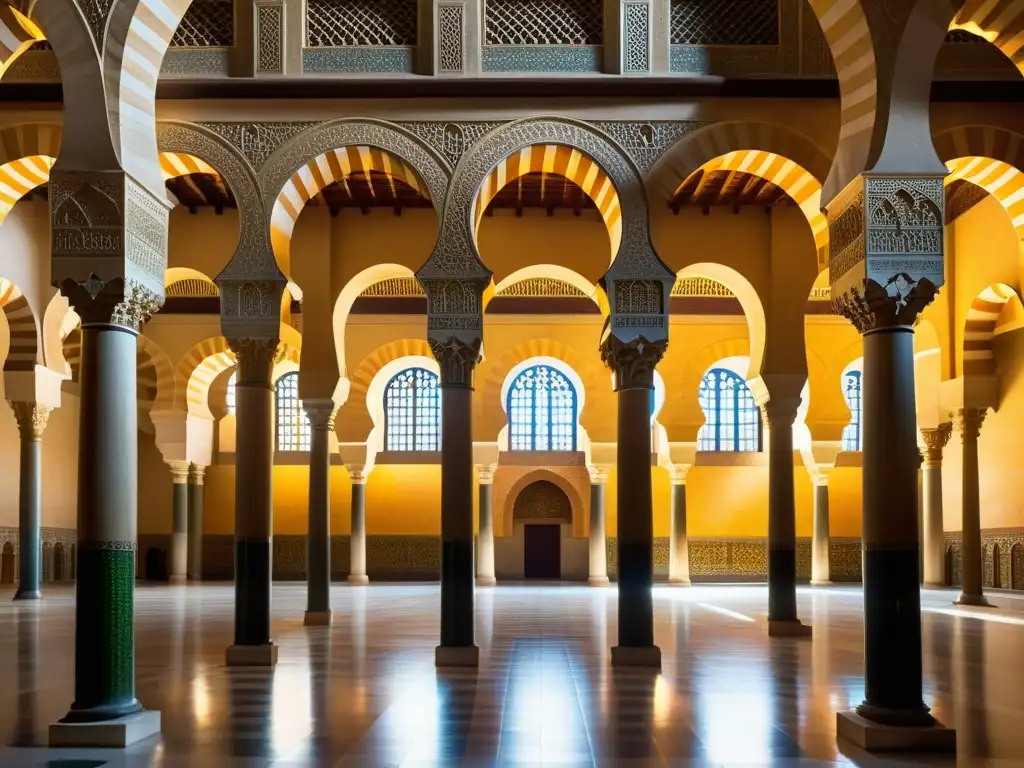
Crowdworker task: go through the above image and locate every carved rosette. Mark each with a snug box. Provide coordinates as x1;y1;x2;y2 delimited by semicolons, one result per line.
920;423;952;467
953;408;986;442
229;337;281;386
827;175;944;334
600;334;666;390
430;335;482;388
9;401;50;440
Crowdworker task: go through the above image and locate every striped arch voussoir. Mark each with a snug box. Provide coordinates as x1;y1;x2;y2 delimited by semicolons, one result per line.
349;339;435;403
0;123;62;226
952;1;1024;74
136;335;174;412
0;277;38;371
176;337;235;416
964;284;1020;377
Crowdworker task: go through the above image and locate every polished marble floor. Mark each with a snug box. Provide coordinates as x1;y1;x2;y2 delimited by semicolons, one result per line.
0;582;1021;767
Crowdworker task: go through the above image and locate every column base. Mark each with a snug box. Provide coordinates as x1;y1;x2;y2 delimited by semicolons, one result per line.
435;644;479;667
303;610;332;626
667;577;691;586
836;710;955;752
768;620;812;638
13;589;41;601
226;643;278;667
955;593;992;608
50;710;161;748
347;574;369;586
168;575;187;585
476;575;497;587
810;580;833;586
588;576;610;587
611;645;662;668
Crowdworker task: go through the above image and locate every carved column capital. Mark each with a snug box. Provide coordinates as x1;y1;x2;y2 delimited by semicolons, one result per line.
588;465;610;485
9;401;50;440
228;337;281;385
303;398;337;431
669;464;691;485
601;334;666;390
952;408;986;442
920;423;952;467
168;461;190;484
189;464;206;485
760;397;801;429
429;335;482;388
346;466;369;485
476;464;496;485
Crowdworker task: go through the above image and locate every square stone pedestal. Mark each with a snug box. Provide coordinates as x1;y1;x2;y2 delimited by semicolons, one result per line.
50;710;161;748
768;620;812;638
588;576;610;587
611;645;662;668
348;574;369;586
837;710;956;752
304;610;332;626
435;644;479;667
226;643;278;666
477;576;497;587
168;575;187;585
667;578;691;586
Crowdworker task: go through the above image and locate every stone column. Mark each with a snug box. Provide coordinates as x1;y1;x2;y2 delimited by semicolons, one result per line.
668;464;691;586
811;473;831;585
588;466;609;586
431;336;480;667
10;402;49;601
920;424;952;587
954;408;989;607
602;336;665;668
348;468;369;586
764;398;810;637
305;400;336;623
186;465;205;581
476;464;496;586
167;462;189;585
226;338;279;667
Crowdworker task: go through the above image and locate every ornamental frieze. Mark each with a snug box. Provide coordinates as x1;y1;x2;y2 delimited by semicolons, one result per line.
199;122;322;174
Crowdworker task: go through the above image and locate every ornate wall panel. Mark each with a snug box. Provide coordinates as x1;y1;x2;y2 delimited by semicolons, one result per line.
303;0;417;74
171;0;235;47
302;47;415;73
513;480;573;521
945;531;1024;591
670;0;777;45
483;0;602;72
256;3;284;74
623;2;651;74
438;4;465;73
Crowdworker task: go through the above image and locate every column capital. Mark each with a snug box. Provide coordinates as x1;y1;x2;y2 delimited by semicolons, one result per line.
228;337;281;384
760;397;800;429
8;401;50;440
952;407;986;442
668;464;691;485
303;398;337;430
346;465;369;485
920;423;952;467
827;175;944;334
429;335;481;388
811;467;832;488
476;464;496;484
188;463;206;485
168;461;190;484
601;334;666;390
588;465;610;485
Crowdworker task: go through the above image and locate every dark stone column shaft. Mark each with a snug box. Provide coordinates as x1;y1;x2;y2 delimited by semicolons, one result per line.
955;408;987;605
168;464;189;583
811;481;831;584
440;383;474;648
186;465;205;580
616;386;655;648
476;470;496;585
766;403;798;623
65;325;142;723
11;403;48;601
858;326;932;726
349;479;368;583
668;472;690;585
306;404;333;612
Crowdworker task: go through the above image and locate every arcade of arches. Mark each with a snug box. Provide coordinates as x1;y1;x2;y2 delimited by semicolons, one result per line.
3;0;1024;760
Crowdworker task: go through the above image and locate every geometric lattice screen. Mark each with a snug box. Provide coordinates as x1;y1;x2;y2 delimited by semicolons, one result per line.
670;0;778;46
171;0;235;46
485;0;603;45
307;0;418;46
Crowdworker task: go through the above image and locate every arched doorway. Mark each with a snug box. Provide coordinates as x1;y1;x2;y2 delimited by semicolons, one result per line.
41;543;53;582
145;548;167;581
1012;543;1024;590
514;481;572;580
0;542;14;584
993;543;1002;589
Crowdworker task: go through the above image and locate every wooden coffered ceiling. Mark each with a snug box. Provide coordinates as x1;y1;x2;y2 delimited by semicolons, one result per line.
670;169;795;214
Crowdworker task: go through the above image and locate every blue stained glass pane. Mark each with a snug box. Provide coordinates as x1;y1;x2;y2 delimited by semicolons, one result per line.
697;368;761;452
384;367;441;451
507;364;578;452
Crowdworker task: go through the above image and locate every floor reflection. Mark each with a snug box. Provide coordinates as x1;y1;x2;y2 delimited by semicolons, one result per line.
0;583;1020;766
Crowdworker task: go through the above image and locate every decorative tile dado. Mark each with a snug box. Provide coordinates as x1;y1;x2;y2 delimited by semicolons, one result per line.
482;45;602;73
302;47;416;74
160;48;232;78
944;531;1024;591
0;527;76;548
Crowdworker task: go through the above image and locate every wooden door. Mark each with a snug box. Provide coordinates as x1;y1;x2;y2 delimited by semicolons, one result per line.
524;524;561;579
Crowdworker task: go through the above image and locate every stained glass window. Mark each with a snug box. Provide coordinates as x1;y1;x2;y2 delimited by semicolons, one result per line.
507;364;578;451
842;370;862;451
226;371;236;414
385;367;441;451
697;368;761;451
275;372;310;451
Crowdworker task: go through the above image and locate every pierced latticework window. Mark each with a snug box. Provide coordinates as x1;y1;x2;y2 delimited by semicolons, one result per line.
307;0;418;46
841;370;862;451
275;372;310;451
698;368;761;451
226;371;236;414
495;278;588;298
670;0;778;46
508;364;578;452
171;0;235;47
385;368;441;451
485;0;603;45
671;277;734;297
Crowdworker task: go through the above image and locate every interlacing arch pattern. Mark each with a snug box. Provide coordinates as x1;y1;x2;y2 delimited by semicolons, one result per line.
474;144;622;252
935;127;1024;241
964;284;1019;377
0;277;37;371
952;0;1024;73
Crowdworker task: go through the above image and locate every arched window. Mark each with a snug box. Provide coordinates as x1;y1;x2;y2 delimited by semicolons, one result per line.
226;371;236;414
698;368;761;451
275;372;310;451
384;367;441;451
842;369;862;451
507;364;578;451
